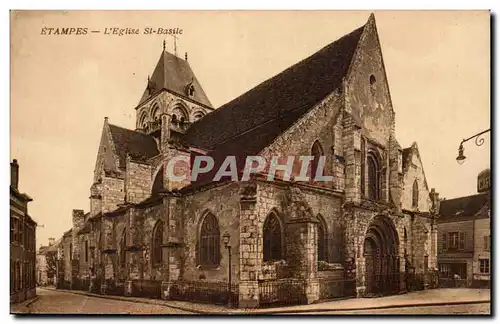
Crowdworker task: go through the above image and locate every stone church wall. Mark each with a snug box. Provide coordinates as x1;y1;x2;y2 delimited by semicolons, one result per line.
182;182;241;283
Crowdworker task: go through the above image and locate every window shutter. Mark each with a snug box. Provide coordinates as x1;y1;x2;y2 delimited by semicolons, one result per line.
442;233;447;251
484;235;488;250
459;232;465;250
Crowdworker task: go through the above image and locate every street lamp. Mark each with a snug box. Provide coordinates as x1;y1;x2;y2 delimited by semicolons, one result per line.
222;231;232;308
456;129;490;164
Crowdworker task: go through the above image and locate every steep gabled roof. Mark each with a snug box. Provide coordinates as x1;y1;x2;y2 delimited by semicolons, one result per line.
108;124;160;168
439;192;490;220
185;23;365;153
138;50;212;108
402;142;430;191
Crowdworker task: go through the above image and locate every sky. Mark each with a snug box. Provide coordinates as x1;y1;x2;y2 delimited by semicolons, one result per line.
10;10;490;248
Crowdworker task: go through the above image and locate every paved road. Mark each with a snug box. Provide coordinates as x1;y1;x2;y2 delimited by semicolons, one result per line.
26;288;194;314
302;303;491;315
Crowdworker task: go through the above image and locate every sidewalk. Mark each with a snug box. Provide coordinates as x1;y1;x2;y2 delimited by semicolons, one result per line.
10;296;40;314
40;287;490;314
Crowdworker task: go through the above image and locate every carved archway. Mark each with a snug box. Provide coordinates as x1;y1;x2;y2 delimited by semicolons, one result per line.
364;215;400;296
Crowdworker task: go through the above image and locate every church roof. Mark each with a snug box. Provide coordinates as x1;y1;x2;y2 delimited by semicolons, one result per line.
185;24;365;153
108;124;160;168
137;50;212;108
438;192;490;221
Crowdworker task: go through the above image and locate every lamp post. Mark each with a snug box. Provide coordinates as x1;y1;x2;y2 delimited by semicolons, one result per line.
456;129;490;164
222;231;232;308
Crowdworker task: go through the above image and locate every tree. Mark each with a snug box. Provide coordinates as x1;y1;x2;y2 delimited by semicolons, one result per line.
45;250;57;281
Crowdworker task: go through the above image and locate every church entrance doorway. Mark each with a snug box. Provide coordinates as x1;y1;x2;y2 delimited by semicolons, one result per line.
363;215;400;296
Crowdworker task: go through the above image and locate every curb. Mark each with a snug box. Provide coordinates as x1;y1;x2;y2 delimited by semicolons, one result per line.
39;288;490;315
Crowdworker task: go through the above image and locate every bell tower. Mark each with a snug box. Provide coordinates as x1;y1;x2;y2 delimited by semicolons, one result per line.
134;42;214;153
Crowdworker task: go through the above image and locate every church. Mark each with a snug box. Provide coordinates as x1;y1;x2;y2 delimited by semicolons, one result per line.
57;13;440;308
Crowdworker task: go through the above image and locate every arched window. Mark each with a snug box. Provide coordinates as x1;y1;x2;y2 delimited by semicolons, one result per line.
367;153;379;201
120;230;127;267
198;213;220;267
151;104;161;121
317;215;327;262
139;112;148;129
263;212;283;262
412;180;419;208
152;220;163;266
311;140;324;181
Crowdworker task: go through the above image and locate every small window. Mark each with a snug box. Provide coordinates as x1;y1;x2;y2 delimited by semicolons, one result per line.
152;221;163;266
188;85;195;97
459;232;466;250
484;235;490;251
367;153;380;201
311;141;324;181
370;74;376;85
479;259;490;274
412;180;419;208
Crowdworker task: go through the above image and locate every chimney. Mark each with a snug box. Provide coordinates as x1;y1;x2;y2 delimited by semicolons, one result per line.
10;159;19;190
49;237;55;246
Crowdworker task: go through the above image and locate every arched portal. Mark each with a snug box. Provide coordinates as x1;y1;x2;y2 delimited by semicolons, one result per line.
363;215;400;296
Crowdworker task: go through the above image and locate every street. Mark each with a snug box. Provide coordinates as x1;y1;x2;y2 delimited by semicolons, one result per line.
22;288;194;315
12;287;491;315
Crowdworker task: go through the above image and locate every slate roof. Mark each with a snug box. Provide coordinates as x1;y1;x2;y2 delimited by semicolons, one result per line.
108;124;160;168
138;50;212;108
438;193;490;220
184;24;365;153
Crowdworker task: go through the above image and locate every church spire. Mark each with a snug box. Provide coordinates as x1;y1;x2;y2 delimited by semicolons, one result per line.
163;39;166;52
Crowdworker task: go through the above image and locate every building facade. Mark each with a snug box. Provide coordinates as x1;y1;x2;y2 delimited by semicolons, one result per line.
437;169;491;288
10;159;37;303
55;14;439;307
36;238;59;286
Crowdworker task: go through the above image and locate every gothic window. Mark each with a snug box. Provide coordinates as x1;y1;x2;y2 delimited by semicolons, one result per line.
412;180;419;208
198;213;220;267
151;104;161;121
370;74;377;93
171;106;188;126
367;153;380;201
317;215;327;262
152;220;163;266
361;138;366;195
84;240;89;263
120;230;127;267
263;212;283;262
139;112;147;129
311;140;324;181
